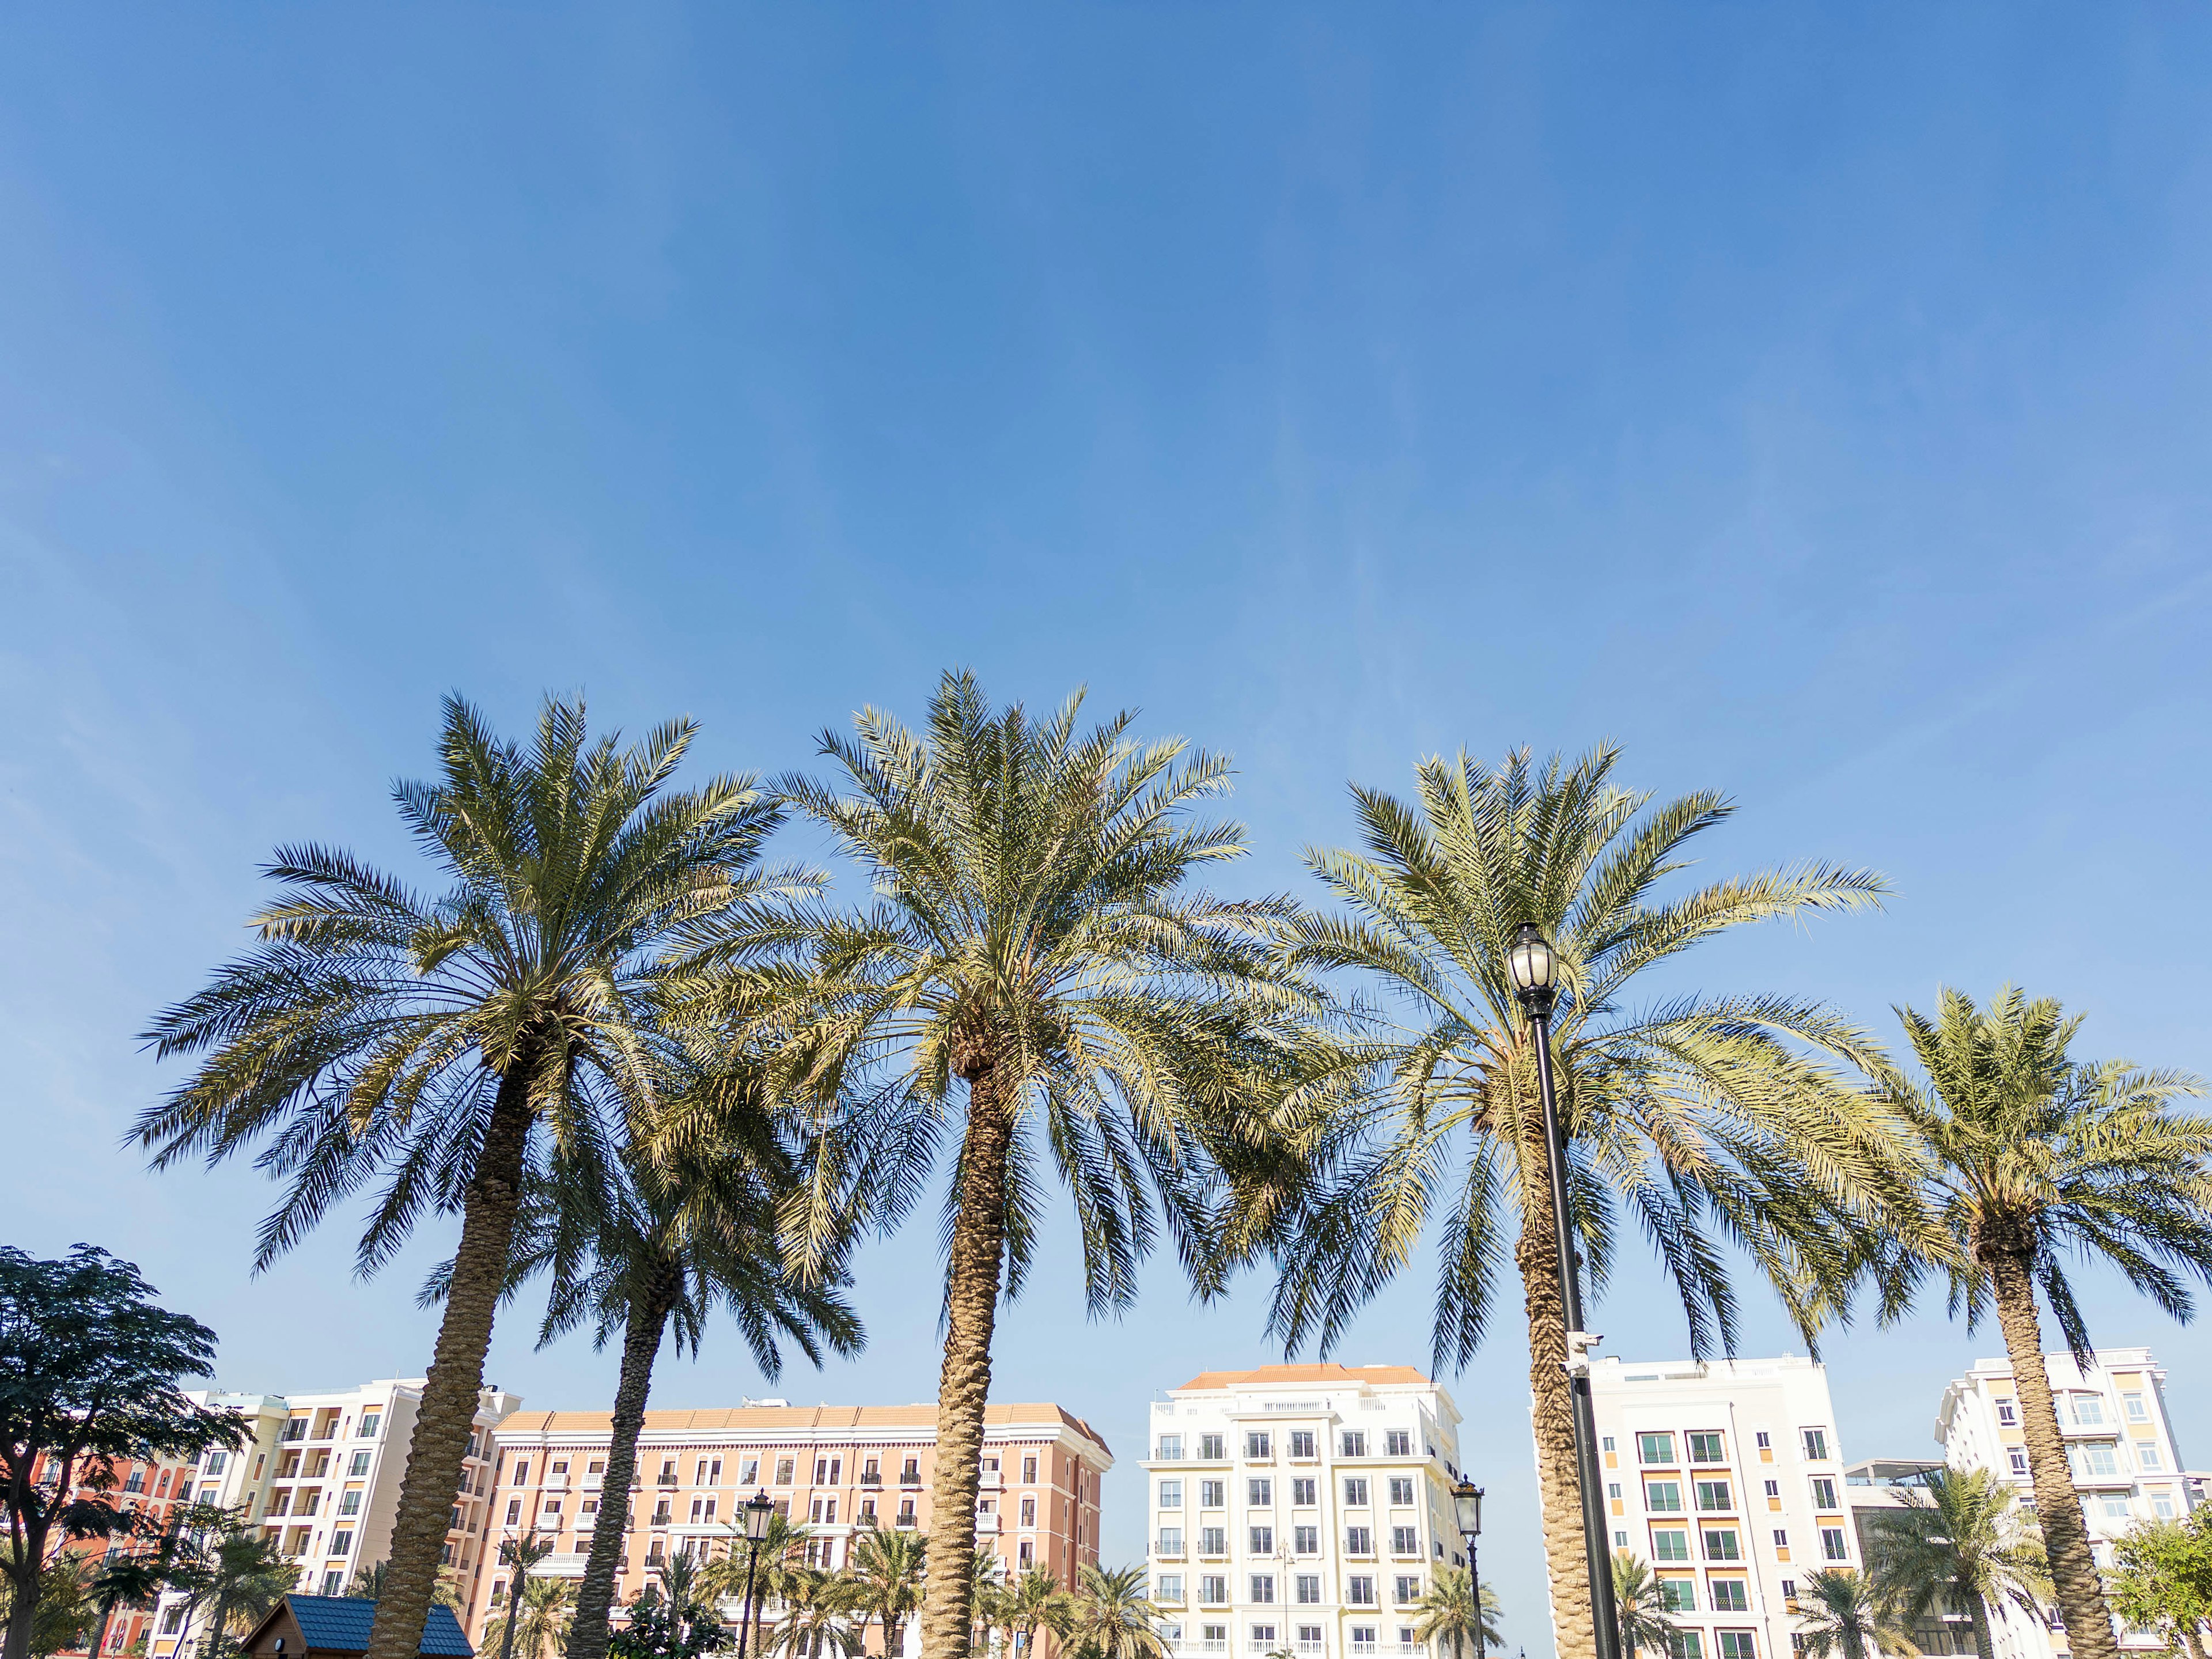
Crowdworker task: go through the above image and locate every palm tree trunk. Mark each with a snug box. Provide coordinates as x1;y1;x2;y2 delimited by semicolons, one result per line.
85;1597;117;1659
1514;1117;1597;1659
1967;1593;1995;1659
917;1068;1014;1659
365;1052;541;1659
567;1276;675;1659
1983;1249;2118;1659
199;1588;232;1659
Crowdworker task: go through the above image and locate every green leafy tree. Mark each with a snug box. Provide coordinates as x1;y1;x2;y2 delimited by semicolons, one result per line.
1609;1552;1672;1659
845;1527;927;1658
1411;1566;1503;1659
1866;987;2212;1659
0;1549;90;1659
0;1247;245;1659
81;1552;170;1659
1865;1468;2051;1659
1059;1566;1162;1659
2106;1513;2212;1659
136;696;790;1659
609;1555;726;1659
712;674;1327;1659
1268;747;1902;1659
1791;1569;1918;1659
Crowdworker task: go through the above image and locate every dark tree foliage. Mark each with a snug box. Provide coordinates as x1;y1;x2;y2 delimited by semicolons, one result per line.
0;1247;245;1659
608;1586;726;1659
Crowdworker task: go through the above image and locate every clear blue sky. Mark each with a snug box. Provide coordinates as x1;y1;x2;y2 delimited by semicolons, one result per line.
5;7;2211;1652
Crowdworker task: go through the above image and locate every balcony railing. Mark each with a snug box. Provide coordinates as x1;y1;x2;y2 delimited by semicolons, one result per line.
860;1474;882;1488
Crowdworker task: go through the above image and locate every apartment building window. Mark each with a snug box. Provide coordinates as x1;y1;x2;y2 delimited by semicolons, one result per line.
1293;1479;1317;1506
1201;1480;1226;1507
1291;1432;1316;1459
1717;1634;1756;1659
2155;1493;2179;1518
2137;1442;2166;1472
1248;1433;1273;1459
690;1499;704;1523
654;1461;673;1486
1252;1527;1275;1554
1342;1433;1367;1459
1160;1479;1184;1508
2125;1392;2151;1423
440;1544;454;1565
550;1460;570;1480
1391;1528;1417;1556
338;1492;361;1517
2100;1497;2131;1521
1021;1498;1037;1527
1154;1571;1181;1602
1252;1575;1277;1604
350;1453;371;1476
1711;1581;1748;1613
1200;1528;1227;1555
331;1529;355;1556
1687;1434;1725;1465
1024;1457;1038;1483
1800;1429;1831;1461
1159;1527;1185;1555
1200;1577;1227;1605
1772;1530;1787;1550
860;1499;878;1522
902;1459;921;1485
1346;1527;1373;1556
1201;1435;1226;1460
815;1457;842;1485
2070;1395;2107;1427
1158;1435;1184;1460
650;1499;671;1525
1347;1577;1376;1607
513;1461;532;1487
1638;1434;1676;1465
1392;1577;1420;1605
1995;1400;2018;1426
1809;1478;1838;1510
1350;1627;1377;1658
1388;1478;1414;1506
1763;1480;1779;1500
1658;1580;1695;1614
1646;1481;1683;1512
1251;1627;1278;1652
1695;1480;1732;1512
505;1500;522;1525
1703;1528;1741;1562
1755;1433;1770;1453
1295;1526;1319;1554
1386;1432;1411;1457
897;1501;917;1526
541;1499;562;1520
740;1459;761;1486
1820;1528;1848;1561
1344;1479;1370;1506
358;1411;382;1438
1296;1575;1321;1604
1653;1529;1689;1562
810;1499;836;1524
1668;1637;1703;1659
1251;1479;1274;1506
1200;1626;1228;1655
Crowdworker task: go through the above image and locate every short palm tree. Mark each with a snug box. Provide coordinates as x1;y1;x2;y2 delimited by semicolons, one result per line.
1412;1567;1504;1659
771;1569;856;1659
173;1517;291;1659
1060;1566;1162;1659
1864;1468;2051;1659
1271;747;1903;1659
498;1578;575;1659
701;1511;808;1651
705;674;1328;1659
495;1533;560;1659
1792;1569;1918;1659
1002;1571;1072;1659
81;1553;167;1659
1610;1552;1672;1659
136;696;792;1659
846;1527;927;1658
1866;987;2212;1659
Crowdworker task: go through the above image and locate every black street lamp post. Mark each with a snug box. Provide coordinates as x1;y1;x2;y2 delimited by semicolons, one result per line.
1506;922;1623;1659
1450;1478;1486;1659
734;1490;776;1659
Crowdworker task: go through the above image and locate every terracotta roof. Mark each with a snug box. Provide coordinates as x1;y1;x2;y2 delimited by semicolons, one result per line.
1173;1363;1434;1392
494;1402;1109;1454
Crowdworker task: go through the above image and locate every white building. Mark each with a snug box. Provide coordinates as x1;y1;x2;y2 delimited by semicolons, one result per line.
1143;1364;1468;1659
1589;1355;1859;1659
1937;1347;2192;1659
150;1380;522;1658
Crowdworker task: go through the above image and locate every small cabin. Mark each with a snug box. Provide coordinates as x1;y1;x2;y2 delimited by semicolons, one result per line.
240;1596;474;1659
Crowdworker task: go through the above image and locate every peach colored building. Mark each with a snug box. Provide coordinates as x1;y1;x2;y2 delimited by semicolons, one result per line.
32;1447;206;1658
469;1401;1113;1652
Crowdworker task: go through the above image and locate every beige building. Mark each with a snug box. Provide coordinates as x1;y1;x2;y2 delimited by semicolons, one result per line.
473;1400;1113;1654
1141;1363;1469;1659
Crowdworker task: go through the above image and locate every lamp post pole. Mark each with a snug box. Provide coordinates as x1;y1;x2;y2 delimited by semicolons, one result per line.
1507;923;1622;1659
1450;1480;1485;1659
736;1491;775;1659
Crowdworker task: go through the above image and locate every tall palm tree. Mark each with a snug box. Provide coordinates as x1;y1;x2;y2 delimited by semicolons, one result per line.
1269;747;1904;1659
1002;1572;1071;1659
1411;1567;1504;1659
495;1532;560;1659
1866;987;2212;1659
706;674;1328;1659
136;696;793;1659
81;1554;167;1659
471;1104;864;1659
1863;1468;2051;1659
846;1527;927;1658
1059;1567;1162;1659
497;1578;575;1659
1609;1553;1672;1659
1792;1569;1917;1659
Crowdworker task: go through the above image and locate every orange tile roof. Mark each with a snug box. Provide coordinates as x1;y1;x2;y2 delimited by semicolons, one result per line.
1173;1363;1434;1392
495;1402;1109;1453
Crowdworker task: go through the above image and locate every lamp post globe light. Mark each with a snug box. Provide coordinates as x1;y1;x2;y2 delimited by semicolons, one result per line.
734;1490;776;1659
1450;1479;1485;1659
1508;923;1623;1659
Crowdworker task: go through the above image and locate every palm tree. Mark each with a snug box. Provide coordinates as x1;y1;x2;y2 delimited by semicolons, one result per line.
1002;1573;1071;1659
770;1570;855;1659
81;1554;168;1659
1866;987;2212;1659
493;1528;560;1659
136;696;792;1659
1059;1567;1162;1659
1412;1567;1503;1659
1792;1570;1917;1659
1609;1553;1672;1659
846;1528;927;1659
1269;747;1903;1659
700;1512;808;1654
168;1517;290;1659
497;1579;575;1659
479;1112;864;1659
1864;1468;2051;1659
965;1556;1006;1657
709;674;1328;1659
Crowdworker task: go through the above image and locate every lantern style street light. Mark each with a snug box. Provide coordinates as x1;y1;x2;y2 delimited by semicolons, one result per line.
734;1490;777;1659
1507;922;1623;1659
1450;1478;1486;1659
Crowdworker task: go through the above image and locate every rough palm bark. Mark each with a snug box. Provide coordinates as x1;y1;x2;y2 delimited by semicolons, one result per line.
1964;1590;1995;1659
918;1066;1013;1659
366;1060;539;1659
1516;1101;1597;1659
1984;1247;2118;1659
567;1270;677;1659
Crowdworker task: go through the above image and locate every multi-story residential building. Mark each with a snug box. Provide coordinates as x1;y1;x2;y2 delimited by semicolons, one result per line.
147;1381;522;1659
1589;1355;1860;1659
1937;1347;2194;1659
1141;1363;1468;1659
32;1444;211;1657
474;1400;1112;1654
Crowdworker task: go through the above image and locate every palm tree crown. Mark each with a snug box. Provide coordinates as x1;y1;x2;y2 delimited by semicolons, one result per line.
1863;1468;2050;1659
1411;1567;1504;1659
1062;1566;1165;1659
1609;1552;1673;1659
1790;1569;1916;1659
